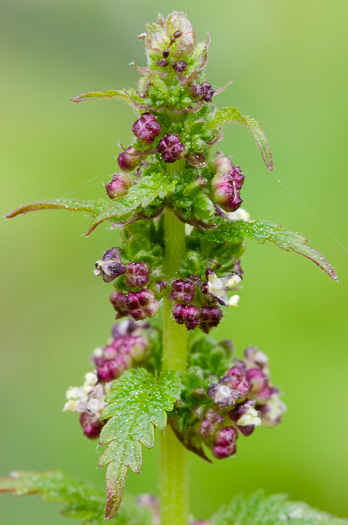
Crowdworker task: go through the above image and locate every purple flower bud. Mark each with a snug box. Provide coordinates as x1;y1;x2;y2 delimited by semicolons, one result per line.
157;134;185;163
171;279;196;304
207;381;242;411
109;290;128;319
96;354;131;382
105;172;132;199
189;82;215;102
182;305;200;330
212;426;238;459
94;248;126;283
200;409;224;439
118;147;144;171
132;113;161;145
125;262;150;289
172;303;186;324
224;367;251;399
246;368;273;402
199;306;223;333
126;289;159;321
79;412;104;440
233;258;244;275
172;59;187;73
211;165;244;213
156;58;169;67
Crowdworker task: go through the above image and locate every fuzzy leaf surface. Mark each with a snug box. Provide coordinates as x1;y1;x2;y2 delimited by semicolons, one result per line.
6;199;109;219
212;491;348;525
86;173;176;235
0;470;152;525
208;107;274;171
206;220;337;280
99;368;181;520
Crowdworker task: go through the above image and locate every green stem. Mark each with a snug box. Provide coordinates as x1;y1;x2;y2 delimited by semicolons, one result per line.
160;205;189;525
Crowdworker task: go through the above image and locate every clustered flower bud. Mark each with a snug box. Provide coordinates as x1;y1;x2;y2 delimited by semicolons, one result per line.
157;133;185;163
171;343;286;460
211;155;245;212
92;319;150;382
132;113;161;144
125;262;150;288
172;59;187;73
94;248;126;283
63;320;152;439
110;288;159;321
170;270;241;333
105;172;132;199
190;82;215;102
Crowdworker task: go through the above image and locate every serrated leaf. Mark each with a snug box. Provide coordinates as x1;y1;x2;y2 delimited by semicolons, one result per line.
207;107;274;171
212;491;348;525
6;199;109;219
86;173;176;235
0;470;152;525
206;220;337;281
99;368;181;520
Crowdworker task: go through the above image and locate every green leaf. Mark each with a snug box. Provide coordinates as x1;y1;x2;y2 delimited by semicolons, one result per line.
212;491;348;525
86;173;176;235
71;90;130;104
0;470;153;525
207;107;274;171
206;220;337;281
6;199;109;219
99;368;181;520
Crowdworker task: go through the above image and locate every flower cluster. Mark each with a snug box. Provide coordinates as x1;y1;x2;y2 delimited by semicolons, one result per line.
95;248;160;321
63;319;153;439
170;269;241;332
211;155;245;213
170;341;286;460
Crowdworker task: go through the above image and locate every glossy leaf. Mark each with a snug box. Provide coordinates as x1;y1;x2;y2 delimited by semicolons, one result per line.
99;368;181;520
212;491;348;525
0;470;152;525
206;220;337;281
86;173;176;235
208;107;274;171
6;199;109;219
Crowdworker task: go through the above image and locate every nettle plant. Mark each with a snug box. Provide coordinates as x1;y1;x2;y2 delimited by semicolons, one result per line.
1;11;344;525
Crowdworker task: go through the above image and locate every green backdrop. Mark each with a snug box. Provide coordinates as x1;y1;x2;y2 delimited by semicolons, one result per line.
1;0;347;523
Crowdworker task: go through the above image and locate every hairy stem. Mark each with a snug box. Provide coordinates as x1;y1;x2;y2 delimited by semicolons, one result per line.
160;203;189;525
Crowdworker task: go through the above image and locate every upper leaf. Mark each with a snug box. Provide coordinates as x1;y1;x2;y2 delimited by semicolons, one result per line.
99;368;181;520
6;199;109;219
208;107;274;171
205;220;337;281
0;470;152;525
86;173;176;235
212;491;348;525
72;90;130;104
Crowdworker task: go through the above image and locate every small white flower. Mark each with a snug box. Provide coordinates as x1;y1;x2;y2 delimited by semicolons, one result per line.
227;275;242;288
227;208;251;222
237;407;261;427
228;295;240;307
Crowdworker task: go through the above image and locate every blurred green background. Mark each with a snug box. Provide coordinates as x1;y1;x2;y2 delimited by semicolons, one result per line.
1;0;347;522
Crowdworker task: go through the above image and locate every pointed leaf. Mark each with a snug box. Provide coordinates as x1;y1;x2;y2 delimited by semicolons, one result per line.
0;470;152;525
86;173;176;235
6;198;109;219
206;220;337;281
212;491;348;524
99;368;181;520
71;90;130;104
208;107;274;171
